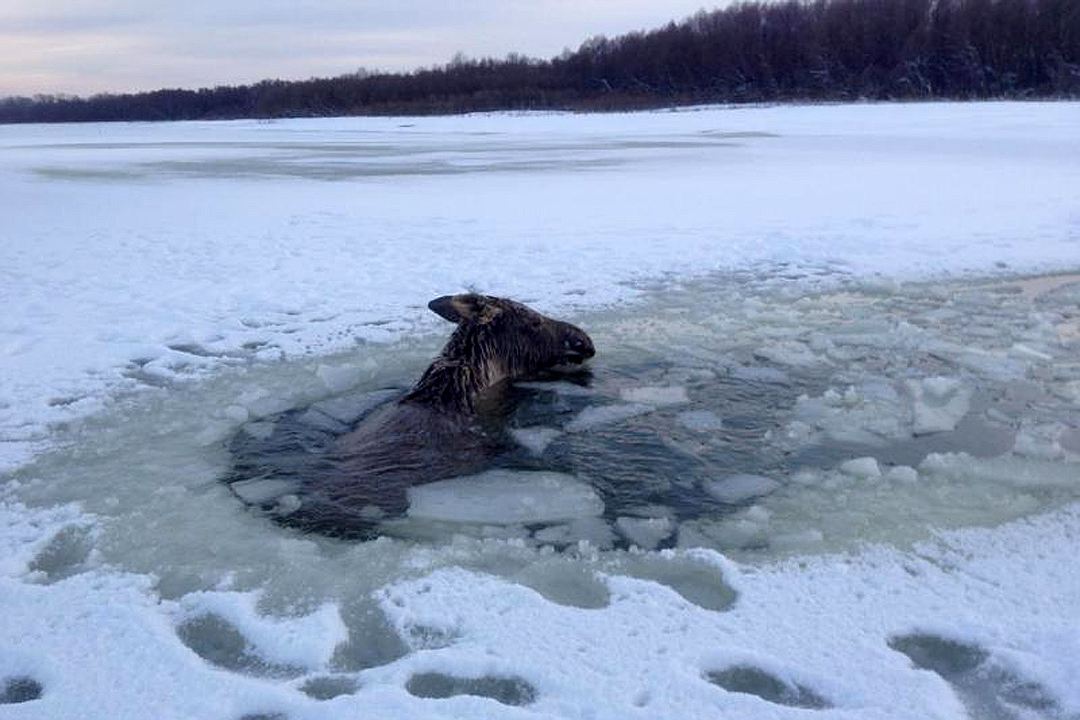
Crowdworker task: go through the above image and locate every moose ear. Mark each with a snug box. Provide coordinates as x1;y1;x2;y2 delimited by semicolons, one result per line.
428;294;499;324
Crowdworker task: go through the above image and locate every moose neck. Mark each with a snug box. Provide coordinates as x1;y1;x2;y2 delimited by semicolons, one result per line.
402;328;512;414
401;362;485;413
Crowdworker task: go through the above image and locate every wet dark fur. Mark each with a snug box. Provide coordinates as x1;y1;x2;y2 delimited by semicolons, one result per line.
283;294;594;536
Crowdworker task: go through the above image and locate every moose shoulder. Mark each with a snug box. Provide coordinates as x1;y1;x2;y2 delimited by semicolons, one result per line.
285;294;595;537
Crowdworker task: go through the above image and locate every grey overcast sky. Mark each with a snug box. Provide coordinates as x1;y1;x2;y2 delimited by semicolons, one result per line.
0;1;719;97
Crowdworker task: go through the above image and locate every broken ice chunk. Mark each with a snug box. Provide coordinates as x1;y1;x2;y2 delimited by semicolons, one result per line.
907;377;971;435
407;470;604;524
224;405;250;423
676;410;724;432
316;363;363;393
515;380;596;397
884;465;919;483
533;518;616;549
510;427;562;456
296;408;349;433
618;386;689;406
839;457;882;480
730;365;790;384
230;478;299;505
309;389;399;424
704;474;781;504
565;404;653;432
920;452;1080;489
241;421;275;440
755;340;826;367
615;516;674;550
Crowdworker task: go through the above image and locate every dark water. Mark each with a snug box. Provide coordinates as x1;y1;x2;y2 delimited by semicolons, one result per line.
224;353;836;544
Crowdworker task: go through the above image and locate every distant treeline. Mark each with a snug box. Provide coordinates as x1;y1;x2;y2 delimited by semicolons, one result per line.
3;0;1078;123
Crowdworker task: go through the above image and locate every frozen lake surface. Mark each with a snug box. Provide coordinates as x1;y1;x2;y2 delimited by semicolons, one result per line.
2;102;1080;719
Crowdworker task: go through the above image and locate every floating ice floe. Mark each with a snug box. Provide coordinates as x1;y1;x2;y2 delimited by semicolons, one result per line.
564;403;654;432
515;380;596;397
907;377;971;435
729;365;791;384
704;474;782;504
883;465;919;483
1014;420;1080;461
308;388;400;425
315;363;364;393
615;516;674;550
676;409;724;431
919;452;1080;490
510;427;562;456
228;478;298;505
618;385;690;406
787;379;910;447
839;457;882;480
407;470;604;524
533;517;616;549
240;421;275;440
755;339;827;367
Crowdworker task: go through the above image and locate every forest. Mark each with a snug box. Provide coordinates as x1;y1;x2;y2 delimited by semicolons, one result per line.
2;0;1077;123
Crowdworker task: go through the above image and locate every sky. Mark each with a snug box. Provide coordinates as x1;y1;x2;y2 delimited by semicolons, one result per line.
0;1;718;97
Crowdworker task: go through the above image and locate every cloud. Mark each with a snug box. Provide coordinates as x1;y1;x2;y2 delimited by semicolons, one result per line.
0;0;718;96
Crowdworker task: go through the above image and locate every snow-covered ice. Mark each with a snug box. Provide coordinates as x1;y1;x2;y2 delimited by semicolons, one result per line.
2;101;1080;719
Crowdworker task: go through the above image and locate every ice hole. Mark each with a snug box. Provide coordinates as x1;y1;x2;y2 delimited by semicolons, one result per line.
405;672;537;706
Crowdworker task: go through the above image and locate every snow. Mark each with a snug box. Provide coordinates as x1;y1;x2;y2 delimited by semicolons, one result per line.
1;101;1080;720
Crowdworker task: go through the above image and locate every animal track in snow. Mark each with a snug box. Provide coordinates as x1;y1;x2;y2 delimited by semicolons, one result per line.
0;676;43;704
705;665;830;709
889;633;1070;720
405;672;537;706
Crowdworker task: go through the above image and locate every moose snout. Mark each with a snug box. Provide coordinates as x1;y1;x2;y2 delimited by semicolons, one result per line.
561;327;595;363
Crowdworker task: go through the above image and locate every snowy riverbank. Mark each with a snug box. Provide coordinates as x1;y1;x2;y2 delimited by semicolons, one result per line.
2;102;1079;720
